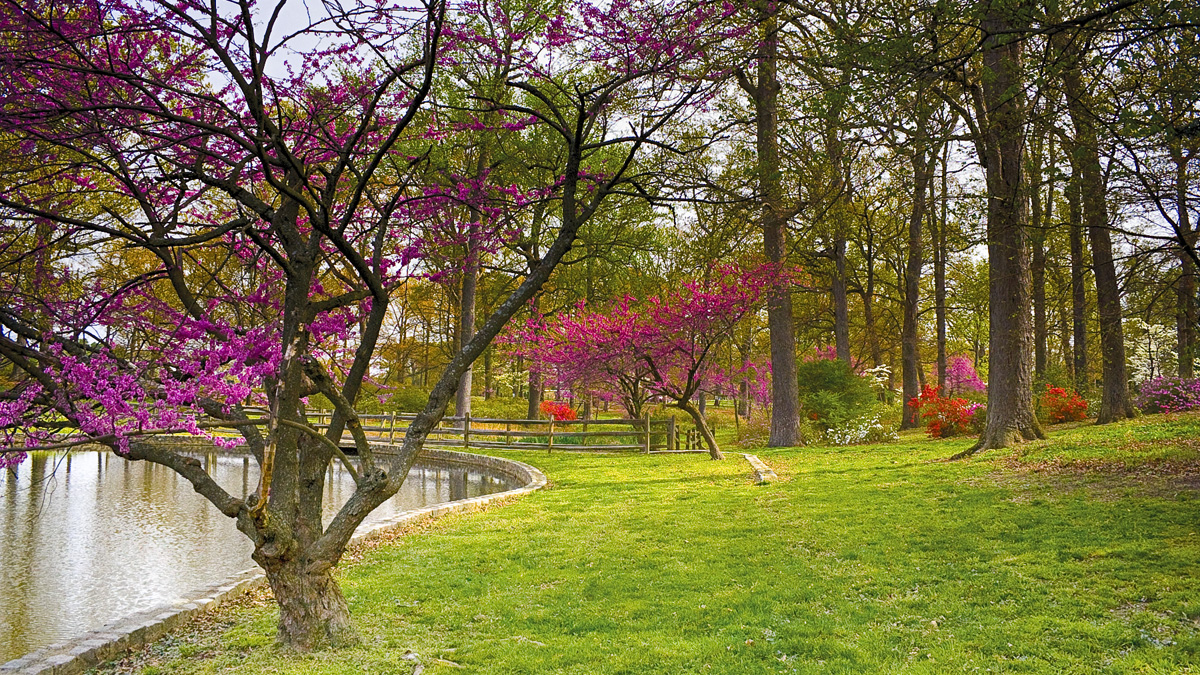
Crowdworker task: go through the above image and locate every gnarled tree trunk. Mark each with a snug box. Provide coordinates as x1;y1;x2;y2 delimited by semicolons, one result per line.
261;556;357;650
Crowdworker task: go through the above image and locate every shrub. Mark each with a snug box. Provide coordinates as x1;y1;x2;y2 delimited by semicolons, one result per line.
907;385;982;438
825;407;899;446
1038;385;1089;423
796;358;878;428
1136;377;1200;414
388;386;434;413
539;400;578;421
470;396;530;420
968;402;988;434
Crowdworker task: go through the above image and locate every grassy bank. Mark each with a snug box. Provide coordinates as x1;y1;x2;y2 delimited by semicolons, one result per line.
96;415;1200;674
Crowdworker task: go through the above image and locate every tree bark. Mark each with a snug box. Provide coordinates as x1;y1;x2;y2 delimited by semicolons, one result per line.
833;238;851;363
1178;250;1196;378
958;3;1044;456
1030;151;1048;379
935;145;949;389
454;239;479;419
741;9;801;447
902;148;931;429
1068;170;1089;389
262;556;357;650
1061;58;1135;423
1173;143;1196;378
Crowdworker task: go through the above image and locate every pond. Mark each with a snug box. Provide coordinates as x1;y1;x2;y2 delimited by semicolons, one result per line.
0;449;516;661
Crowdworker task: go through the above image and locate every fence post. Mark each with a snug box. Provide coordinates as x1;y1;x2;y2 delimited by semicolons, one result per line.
388;412;397;445
547;415;555;453
643;413;651;453
463;413;471;449
667;416;676;452
505;420;512;446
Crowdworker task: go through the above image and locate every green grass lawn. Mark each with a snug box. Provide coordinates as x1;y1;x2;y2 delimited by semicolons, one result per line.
97;414;1200;674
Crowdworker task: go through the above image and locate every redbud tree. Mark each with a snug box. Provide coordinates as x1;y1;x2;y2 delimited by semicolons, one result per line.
0;0;724;649
508;265;777;460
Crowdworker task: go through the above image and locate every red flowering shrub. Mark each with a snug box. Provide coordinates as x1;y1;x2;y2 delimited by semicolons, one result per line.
907;385;983;438
1039;386;1088;423
539;400;578;421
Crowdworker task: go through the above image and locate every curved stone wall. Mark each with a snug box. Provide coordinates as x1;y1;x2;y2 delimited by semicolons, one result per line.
0;450;546;675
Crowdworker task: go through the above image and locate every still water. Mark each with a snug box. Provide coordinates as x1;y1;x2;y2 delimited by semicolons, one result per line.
0;450;515;661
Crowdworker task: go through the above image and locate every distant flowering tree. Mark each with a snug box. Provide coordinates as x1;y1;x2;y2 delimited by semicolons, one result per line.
805;345;839;362
944;355;987;396
0;0;725;649
508;264;779;459
1126;319;1177;382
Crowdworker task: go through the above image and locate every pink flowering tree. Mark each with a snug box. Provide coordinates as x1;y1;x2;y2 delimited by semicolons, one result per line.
508;297;658;419
944;355;987;396
510;264;777;460
0;0;723;649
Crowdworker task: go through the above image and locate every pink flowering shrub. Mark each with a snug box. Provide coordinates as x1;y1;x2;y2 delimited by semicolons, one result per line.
1136;377;1200;414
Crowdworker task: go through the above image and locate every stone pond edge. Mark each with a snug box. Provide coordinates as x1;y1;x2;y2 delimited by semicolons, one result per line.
0;448;547;675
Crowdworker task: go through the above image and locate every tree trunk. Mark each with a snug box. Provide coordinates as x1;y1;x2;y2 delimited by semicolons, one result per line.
959;4;1044;456
677;400;723;460
833;238;851;363
454;241;478;419
1174;144;1196;378
1061;61;1134;423
1069;170;1089;390
1178;251;1196;378
935;145;949;389
743;10;801;447
863;293;884;368
1030;152;1048;379
1059;296;1073;380
902;148;931;429
262;557;357;651
526;296;543;419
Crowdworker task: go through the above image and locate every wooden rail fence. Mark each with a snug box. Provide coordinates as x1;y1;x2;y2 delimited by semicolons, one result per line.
306;412;707;454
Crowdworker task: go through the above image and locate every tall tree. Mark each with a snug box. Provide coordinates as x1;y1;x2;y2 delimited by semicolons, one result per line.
1054;21;1136;423
736;5;802;447
901;128;934;429
953;0;1045;455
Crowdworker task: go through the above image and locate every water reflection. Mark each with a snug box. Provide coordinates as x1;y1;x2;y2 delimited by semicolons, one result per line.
0;451;513;661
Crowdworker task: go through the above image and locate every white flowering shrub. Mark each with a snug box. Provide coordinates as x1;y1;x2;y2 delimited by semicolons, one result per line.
825;408;899;446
